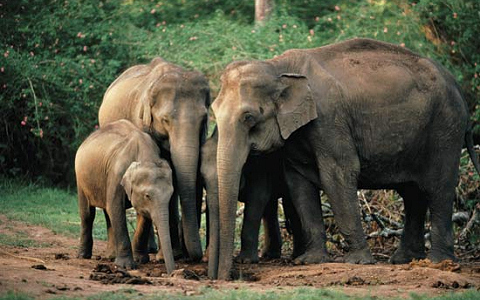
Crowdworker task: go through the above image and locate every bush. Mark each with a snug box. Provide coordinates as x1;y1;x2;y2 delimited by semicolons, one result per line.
414;0;480;132
0;0;143;184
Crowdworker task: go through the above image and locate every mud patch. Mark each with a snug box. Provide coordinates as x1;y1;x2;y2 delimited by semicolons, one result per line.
1;215;480;299
409;259;461;272
90;263;152;285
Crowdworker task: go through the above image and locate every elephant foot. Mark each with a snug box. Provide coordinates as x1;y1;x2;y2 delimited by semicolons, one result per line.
148;245;158;254
427;250;457;263
134;252;150;264
344;248;375;264
77;249;92;259
293;250;331;265
105;246;116;260
114;256;137;270
235;251;259;264
390;247;426;264
156;247;184;261
148;238;158;254
261;249;281;260
202;247;209;263
291;244;306;260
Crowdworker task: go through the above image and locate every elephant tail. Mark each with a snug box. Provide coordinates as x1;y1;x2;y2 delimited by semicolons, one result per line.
465;122;480;175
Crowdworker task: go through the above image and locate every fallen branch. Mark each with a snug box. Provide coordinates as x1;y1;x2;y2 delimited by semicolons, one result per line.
373;213;402;229
452;211;470;225
458;203;480;242
0;248;46;264
368;228;403;239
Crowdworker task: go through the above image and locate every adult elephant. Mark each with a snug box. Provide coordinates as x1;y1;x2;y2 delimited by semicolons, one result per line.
210;38;480;279
201;128;303;270
99;57;210;261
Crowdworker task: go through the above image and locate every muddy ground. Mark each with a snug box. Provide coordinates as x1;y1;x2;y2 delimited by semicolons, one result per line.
0;215;479;299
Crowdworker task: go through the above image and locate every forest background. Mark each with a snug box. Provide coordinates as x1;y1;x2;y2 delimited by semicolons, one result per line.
1;0;480;186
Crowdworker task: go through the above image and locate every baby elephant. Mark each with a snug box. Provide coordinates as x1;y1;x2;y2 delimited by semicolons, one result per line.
75;119;175;273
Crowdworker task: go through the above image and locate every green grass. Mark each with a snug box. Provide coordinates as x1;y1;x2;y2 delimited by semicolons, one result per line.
1;288;479;300
0;232;47;248
0;178;107;241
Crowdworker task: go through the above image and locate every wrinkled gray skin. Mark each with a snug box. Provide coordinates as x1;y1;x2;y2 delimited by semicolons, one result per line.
98;58;209;261
201;128;303;271
210;38;480;280
75;120;175;273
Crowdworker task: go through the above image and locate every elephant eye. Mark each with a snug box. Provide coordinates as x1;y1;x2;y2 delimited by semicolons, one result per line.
145;193;151;200
161;116;170;125
241;112;256;128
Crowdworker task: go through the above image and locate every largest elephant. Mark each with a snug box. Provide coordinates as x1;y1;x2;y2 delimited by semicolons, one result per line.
98;57;210;261
209;38;480;279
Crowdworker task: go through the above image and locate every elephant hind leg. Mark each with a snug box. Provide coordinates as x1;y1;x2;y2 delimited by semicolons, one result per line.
390;184;427;264
425;184;457;263
424;148;461;263
78;190;96;259
104;209;116;259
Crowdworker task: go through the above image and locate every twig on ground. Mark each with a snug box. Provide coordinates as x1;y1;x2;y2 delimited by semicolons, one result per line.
0;248;46;264
452;211;470;225
368;228;403;239
458;203;480;242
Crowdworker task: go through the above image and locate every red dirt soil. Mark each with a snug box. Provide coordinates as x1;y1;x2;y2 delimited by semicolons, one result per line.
0;215;479;299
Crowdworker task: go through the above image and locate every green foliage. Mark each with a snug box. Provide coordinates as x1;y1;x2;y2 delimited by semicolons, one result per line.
1;0;479;185
414;0;480;131
0;0;142;185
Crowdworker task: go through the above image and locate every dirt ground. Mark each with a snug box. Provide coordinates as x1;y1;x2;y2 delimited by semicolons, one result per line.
0;215;479;299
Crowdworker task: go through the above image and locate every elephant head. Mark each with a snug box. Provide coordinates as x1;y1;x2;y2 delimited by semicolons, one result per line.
210;60;317;279
121;160;175;274
101;58;210;261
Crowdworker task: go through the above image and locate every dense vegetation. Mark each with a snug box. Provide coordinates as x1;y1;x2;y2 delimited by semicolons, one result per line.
1;0;479;185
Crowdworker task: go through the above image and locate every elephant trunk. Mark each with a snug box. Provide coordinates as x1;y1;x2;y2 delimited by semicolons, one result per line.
170;136;203;261
216;128;249;280
152;206;175;274
205;166;219;279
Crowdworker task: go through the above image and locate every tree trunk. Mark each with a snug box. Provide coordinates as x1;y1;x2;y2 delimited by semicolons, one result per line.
255;0;274;25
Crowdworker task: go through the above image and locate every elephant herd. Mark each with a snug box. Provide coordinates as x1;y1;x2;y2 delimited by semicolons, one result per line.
74;38;480;280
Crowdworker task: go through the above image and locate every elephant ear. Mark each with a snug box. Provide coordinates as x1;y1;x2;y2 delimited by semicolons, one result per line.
138;79;158;131
121;162;141;200
275;73;318;140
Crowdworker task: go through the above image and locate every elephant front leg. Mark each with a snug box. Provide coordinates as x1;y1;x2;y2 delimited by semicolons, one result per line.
78;190;96;259
320;164;374;264
235;199;264;264
261;199;282;260
132;214;152;264
285;164;331;264
107;188;136;269
281;192;305;259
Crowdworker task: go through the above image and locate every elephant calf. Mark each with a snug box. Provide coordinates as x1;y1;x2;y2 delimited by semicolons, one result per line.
75;119;175;273
201;128;303;269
